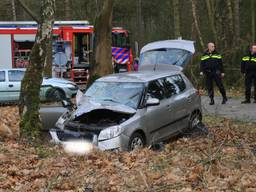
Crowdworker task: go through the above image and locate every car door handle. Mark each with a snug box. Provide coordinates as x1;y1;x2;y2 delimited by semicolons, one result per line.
8;84;14;88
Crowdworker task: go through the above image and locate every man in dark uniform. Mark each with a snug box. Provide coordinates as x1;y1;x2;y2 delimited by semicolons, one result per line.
241;45;256;103
200;42;227;105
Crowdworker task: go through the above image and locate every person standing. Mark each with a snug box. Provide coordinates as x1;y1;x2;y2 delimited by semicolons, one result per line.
241;45;256;103
200;42;228;105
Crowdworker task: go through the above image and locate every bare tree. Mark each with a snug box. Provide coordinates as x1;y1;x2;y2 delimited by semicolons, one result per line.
191;0;204;50
252;0;255;42
17;0;55;140
205;0;217;43
172;0;181;38
65;0;72;20
11;0;17;21
226;0;234;45
88;0;114;85
234;0;240;45
136;0;143;48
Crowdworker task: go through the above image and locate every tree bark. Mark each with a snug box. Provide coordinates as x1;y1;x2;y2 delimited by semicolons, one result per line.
88;0;114;86
205;0;217;43
11;0;17;21
191;0;205;50
172;0;181;38
136;0;143;48
226;0;234;45
234;0;240;45
252;0;255;42
64;0;72;20
19;0;55;140
44;39;53;78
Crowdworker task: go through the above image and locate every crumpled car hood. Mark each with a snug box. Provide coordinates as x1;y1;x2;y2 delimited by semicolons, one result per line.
74;98;136;117
43;77;75;85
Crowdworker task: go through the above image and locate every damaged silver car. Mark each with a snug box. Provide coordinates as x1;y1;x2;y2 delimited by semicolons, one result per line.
50;68;202;151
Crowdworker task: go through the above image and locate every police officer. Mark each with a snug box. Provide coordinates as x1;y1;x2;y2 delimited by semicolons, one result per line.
241;45;256;103
200;42;227;105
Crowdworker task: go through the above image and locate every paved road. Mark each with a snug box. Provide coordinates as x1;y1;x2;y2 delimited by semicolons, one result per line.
201;96;256;122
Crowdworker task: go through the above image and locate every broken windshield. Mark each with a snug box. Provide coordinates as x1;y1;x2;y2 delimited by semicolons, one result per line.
85;82;144;109
140;48;192;67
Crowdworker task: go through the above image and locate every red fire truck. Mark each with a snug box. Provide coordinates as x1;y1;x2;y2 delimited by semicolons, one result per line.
0;21;133;84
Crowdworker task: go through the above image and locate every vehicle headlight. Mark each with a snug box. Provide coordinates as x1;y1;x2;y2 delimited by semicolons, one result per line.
55;118;65;130
98;126;122;141
55;112;70;130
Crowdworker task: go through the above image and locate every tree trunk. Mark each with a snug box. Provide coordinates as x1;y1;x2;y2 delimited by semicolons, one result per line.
43;39;53;78
19;0;55;140
64;0;72;20
11;0;16;21
172;0;181;38
191;0;205;50
88;0;114;86
205;0;217;43
252;0;255;42
136;0;143;48
234;0;240;45
226;0;234;45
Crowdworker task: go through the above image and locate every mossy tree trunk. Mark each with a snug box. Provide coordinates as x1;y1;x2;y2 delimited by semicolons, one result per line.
88;0;114;86
18;0;55;140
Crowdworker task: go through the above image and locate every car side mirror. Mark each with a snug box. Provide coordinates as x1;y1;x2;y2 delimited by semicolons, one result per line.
146;98;160;106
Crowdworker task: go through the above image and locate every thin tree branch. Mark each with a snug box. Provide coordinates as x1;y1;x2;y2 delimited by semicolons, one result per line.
16;0;41;23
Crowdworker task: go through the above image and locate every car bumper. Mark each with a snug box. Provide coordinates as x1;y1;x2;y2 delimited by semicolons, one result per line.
49;129;129;151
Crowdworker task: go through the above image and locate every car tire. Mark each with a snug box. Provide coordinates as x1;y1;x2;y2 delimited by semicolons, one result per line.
188;111;202;130
45;88;66;101
128;132;146;151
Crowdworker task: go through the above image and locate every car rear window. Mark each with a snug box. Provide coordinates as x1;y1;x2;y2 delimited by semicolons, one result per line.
164;75;186;97
172;75;186;92
0;71;5;82
8;70;25;82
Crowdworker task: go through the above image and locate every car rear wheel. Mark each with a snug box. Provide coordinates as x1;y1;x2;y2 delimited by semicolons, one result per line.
128;132;146;151
46;88;66;101
189;111;202;130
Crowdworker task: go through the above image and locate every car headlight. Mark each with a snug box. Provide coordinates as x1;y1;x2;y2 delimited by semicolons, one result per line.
55;118;65;130
55;112;70;130
98;126;122;141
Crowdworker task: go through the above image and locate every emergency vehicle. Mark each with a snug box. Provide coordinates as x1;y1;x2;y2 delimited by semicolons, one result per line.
0;21;133;84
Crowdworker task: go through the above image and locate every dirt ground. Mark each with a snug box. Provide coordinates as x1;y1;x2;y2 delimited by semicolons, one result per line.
0;106;256;192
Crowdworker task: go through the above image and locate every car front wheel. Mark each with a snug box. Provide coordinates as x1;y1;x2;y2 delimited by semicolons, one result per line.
128;132;146;151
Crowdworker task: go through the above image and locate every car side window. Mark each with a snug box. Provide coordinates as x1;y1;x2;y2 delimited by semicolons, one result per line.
0;71;5;82
147;79;165;100
8;70;25;82
164;77;179;98
171;75;186;93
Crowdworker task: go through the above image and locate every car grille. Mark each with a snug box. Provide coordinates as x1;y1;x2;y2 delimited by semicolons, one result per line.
65;122;103;135
56;129;95;142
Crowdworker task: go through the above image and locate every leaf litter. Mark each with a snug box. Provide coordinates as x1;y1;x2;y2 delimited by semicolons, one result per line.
0;107;256;192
